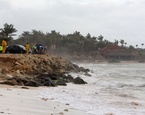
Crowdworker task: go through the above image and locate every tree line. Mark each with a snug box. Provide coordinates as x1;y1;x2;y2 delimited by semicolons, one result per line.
0;23;144;57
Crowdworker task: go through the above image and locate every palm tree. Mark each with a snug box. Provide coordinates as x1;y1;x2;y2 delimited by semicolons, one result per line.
120;39;125;47
141;43;144;49
0;23;17;43
86;33;91;39
125;42;127;47
97;35;103;42
0;23;17;37
114;39;119;45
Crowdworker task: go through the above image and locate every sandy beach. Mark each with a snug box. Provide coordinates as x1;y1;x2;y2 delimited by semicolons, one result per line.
0;85;91;115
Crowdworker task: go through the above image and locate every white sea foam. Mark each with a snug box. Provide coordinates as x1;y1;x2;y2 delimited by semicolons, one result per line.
38;63;145;115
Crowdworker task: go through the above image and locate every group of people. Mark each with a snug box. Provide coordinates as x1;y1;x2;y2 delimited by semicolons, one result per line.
0;39;7;53
0;40;47;54
0;40;30;54
32;43;46;54
25;43;47;54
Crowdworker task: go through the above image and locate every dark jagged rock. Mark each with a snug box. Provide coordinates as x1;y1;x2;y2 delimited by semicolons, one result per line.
12;76;30;84
63;75;74;83
0;73;87;87
73;77;87;84
56;79;67;86
41;77;57;87
25;80;41;87
79;67;90;73
84;72;91;77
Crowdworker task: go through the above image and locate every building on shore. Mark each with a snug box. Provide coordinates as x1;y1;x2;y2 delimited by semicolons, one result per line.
100;44;139;61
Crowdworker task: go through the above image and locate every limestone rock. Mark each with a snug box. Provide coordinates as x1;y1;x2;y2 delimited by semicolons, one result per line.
0;54;89;87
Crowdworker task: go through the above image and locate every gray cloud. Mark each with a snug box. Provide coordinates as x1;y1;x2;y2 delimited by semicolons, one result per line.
0;0;145;47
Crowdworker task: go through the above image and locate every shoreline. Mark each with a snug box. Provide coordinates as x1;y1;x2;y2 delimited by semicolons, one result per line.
72;59;140;64
0;85;91;115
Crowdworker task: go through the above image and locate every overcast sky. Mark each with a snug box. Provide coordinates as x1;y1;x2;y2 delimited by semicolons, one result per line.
0;0;145;47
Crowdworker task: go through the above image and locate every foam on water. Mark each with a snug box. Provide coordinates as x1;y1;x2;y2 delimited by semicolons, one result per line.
38;63;145;115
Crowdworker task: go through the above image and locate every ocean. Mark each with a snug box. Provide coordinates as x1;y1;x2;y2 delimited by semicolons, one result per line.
39;62;145;115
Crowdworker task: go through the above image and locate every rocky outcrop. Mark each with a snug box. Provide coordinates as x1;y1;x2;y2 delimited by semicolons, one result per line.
0;54;89;76
0;54;89;87
0;74;88;87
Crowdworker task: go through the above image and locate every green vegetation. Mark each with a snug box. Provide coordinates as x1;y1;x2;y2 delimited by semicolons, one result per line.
0;23;144;58
8;30;114;57
0;23;17;43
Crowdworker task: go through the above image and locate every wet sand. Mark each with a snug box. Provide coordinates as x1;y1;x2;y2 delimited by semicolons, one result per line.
0;85;91;115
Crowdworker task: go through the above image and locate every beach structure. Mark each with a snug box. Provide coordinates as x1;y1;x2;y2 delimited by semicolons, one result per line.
100;44;138;60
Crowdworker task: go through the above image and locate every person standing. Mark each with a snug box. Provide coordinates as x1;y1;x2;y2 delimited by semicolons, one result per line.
0;45;3;53
2;39;7;53
32;44;37;53
25;42;30;54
